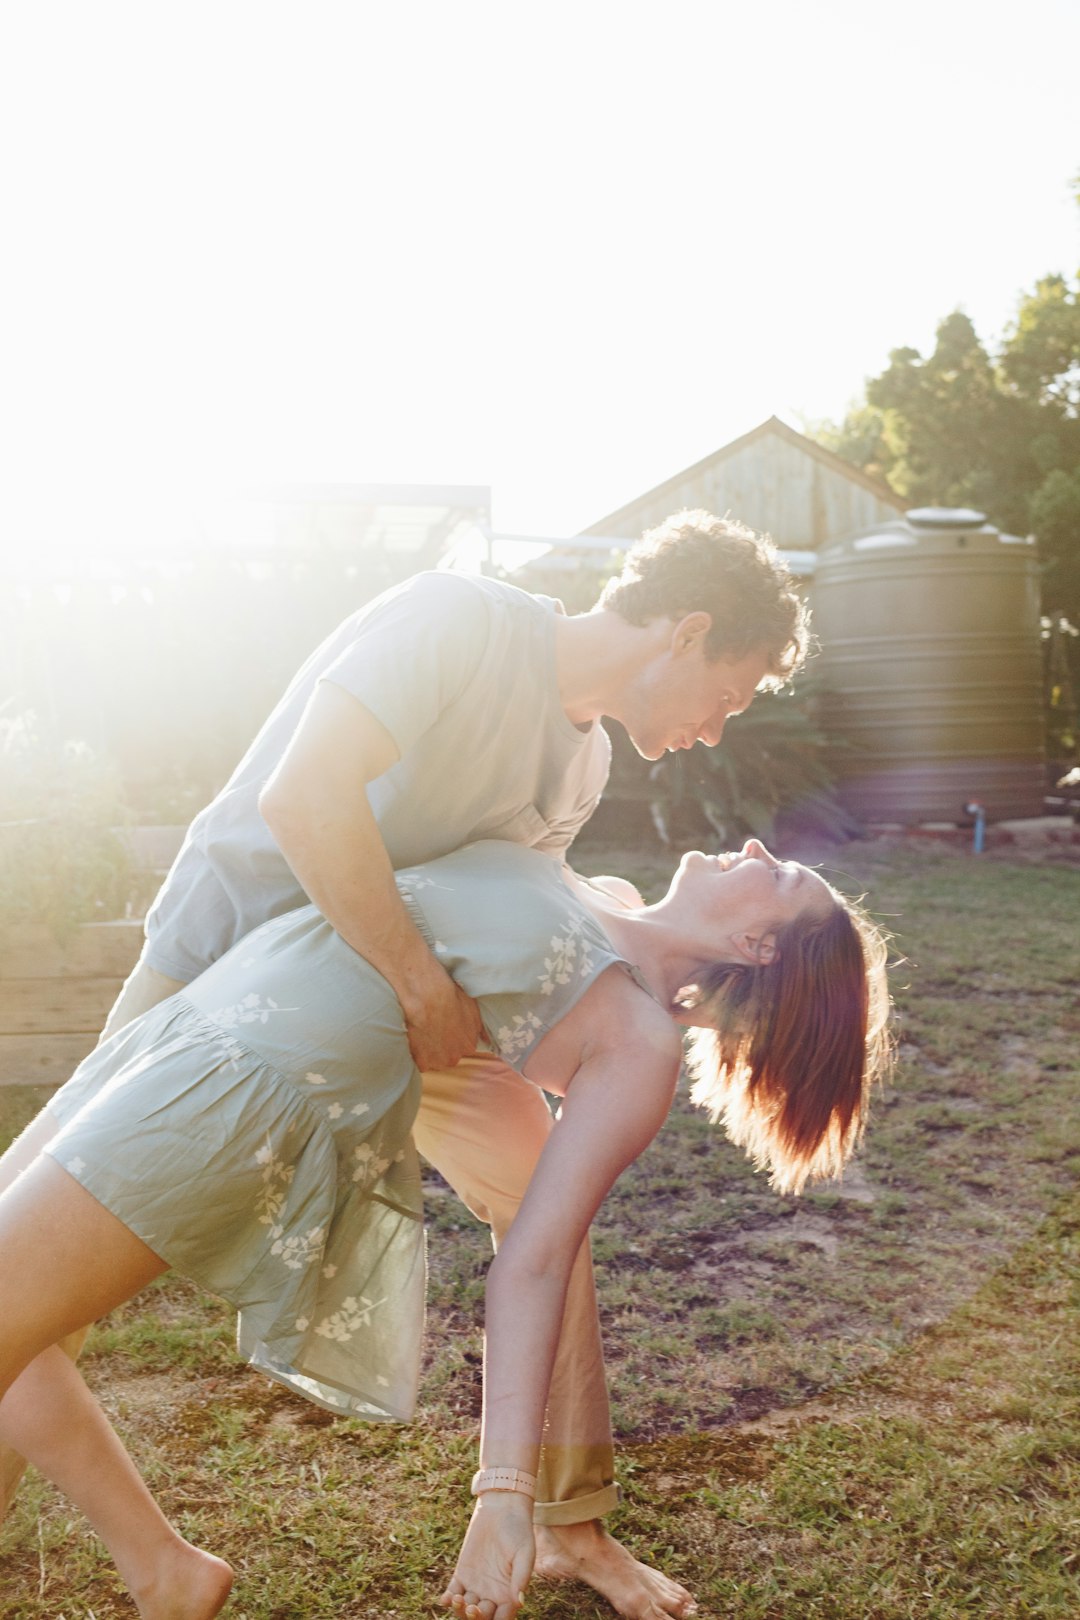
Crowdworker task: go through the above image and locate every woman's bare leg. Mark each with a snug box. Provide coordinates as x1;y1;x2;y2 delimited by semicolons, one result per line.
0;959;183;1518
0;1155;233;1619
0;1105;90;1517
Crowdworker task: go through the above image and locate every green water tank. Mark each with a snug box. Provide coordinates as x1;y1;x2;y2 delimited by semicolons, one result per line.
811;508;1045;824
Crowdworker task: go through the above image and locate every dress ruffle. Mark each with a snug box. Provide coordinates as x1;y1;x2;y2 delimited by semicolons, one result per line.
47;996;425;1420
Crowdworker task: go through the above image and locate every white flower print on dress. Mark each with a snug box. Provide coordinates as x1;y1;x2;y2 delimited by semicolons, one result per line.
352;1140;392;1189
538;917;595;996
305;1072;327;1086
211;991;298;1029
490;913;602;1063
314;1293;386;1343
495;1010;543;1062
254;1136;295;1226
271;1225;326;1271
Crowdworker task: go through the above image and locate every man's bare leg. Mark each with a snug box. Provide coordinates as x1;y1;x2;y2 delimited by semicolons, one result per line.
415;1057;698;1620
0;1155;233;1619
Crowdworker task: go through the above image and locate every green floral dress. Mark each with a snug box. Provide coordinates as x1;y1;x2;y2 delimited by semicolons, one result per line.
44;842;629;1421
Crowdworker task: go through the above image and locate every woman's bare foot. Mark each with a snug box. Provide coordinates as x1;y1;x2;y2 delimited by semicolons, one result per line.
130;1538;234;1620
534;1520;696;1620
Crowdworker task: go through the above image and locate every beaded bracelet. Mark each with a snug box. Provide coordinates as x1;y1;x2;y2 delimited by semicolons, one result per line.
470;1466;538;1500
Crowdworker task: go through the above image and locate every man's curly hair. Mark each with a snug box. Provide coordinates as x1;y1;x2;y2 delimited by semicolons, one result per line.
600;510;810;686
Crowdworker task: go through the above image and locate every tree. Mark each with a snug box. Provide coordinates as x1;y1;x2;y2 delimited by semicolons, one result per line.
1001;274;1080;417
1031;465;1080;615
818;204;1079;618
815;182;1080;756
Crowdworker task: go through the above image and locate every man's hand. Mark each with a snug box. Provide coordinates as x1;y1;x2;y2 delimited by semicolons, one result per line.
399;960;485;1073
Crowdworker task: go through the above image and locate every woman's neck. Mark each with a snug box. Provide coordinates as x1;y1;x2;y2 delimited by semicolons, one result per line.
566;871;711;1011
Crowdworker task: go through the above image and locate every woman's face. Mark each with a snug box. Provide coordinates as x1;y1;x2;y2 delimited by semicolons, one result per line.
669;839;834;946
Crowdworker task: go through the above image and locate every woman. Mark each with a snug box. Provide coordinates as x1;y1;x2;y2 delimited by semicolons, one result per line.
0;839;890;1620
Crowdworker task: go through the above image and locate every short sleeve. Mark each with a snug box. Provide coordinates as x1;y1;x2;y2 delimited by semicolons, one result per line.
534;794;603;857
319;574;492;757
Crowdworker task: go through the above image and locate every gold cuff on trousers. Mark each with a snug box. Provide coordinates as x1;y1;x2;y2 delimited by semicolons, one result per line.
532;1481;622;1526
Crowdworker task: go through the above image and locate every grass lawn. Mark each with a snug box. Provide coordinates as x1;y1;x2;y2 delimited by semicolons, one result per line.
0;837;1077;1618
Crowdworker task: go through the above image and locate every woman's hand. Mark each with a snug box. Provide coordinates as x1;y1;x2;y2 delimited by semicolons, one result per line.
440;1492;535;1620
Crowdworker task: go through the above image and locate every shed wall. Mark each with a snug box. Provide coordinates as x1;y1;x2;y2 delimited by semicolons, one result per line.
595;434;904;546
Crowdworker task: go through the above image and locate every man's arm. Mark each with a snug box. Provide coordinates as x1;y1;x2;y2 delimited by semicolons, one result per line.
259;680;483;1072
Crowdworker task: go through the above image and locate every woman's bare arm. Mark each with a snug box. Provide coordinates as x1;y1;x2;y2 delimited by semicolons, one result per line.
485;982;680;1460
442;969;681;1619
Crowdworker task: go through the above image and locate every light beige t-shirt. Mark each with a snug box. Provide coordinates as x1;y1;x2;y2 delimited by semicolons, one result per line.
144;572;611;982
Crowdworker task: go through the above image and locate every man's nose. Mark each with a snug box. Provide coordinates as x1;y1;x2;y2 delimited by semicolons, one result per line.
742;837;775;864
698;715;726;748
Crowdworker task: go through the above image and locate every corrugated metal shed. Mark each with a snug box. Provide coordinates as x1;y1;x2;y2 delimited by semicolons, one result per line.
580;417;906;549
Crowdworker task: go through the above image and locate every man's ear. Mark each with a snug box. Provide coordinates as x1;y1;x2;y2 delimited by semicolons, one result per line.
669;611;712;657
731;931;779;967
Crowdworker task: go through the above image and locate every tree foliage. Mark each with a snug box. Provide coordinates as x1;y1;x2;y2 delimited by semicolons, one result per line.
820;289;1080;610
816;181;1080;756
819;197;1080;612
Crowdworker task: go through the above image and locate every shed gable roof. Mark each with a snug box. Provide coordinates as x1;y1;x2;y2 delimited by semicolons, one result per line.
581;416;907;545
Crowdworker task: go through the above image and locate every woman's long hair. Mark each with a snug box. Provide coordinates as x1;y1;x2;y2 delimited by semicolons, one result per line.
682;889;892;1195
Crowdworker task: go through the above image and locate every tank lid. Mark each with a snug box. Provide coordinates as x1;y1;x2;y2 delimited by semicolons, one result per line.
906;506;987;529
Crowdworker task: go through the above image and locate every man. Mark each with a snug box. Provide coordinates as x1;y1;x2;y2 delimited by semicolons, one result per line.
3;510;807;1619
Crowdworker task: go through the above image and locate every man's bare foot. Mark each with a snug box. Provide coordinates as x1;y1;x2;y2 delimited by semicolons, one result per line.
131;1539;234;1620
534;1520;696;1620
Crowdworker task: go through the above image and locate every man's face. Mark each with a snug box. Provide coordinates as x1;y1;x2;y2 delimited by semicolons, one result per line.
616;627;772;762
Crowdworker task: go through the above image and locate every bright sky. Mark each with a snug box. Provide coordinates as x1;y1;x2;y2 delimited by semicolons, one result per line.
1;0;1077;557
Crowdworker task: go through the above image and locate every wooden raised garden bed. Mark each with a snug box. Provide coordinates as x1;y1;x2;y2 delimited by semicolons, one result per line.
0;826;183;1088
0;921;144;1086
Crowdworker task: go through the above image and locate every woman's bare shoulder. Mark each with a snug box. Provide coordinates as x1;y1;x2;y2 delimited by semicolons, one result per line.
576;872;646;910
524;963;681;1096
